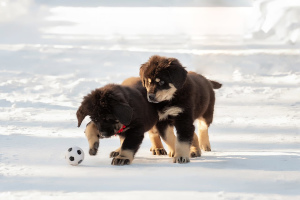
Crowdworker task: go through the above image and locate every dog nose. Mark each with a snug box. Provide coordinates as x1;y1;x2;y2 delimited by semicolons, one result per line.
148;93;156;101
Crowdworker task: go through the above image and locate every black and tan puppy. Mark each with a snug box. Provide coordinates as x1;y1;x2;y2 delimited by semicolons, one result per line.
76;77;166;165
140;55;222;163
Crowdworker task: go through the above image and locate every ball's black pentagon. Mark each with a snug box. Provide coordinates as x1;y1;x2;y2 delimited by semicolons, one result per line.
69;156;74;161
78;160;83;164
77;150;81;155
68;148;72;152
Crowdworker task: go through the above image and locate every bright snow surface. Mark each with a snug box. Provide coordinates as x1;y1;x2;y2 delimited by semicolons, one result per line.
0;1;300;200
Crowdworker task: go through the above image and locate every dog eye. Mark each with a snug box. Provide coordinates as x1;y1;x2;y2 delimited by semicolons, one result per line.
158;80;165;86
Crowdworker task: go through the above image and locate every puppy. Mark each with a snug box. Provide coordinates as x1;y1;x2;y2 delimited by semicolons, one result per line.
76;77;167;165
140;55;222;163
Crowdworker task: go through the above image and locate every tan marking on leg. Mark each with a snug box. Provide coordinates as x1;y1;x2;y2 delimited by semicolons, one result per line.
174;139;190;163
155;83;177;102
111;149;134;165
190;132;201;157
148;127;167;155
85;122;99;153
149;127;164;149
110;136;125;157
198;117;211;151
155;78;160;82
159;125;176;157
119;136;125;144
120;149;134;160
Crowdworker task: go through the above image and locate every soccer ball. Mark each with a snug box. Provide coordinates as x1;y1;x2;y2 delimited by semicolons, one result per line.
65;146;84;166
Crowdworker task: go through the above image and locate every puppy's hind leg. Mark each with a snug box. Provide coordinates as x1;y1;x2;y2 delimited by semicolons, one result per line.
148;126;167;155
198;117;211;151
190;132;201;157
199;89;216;151
156;122;176;157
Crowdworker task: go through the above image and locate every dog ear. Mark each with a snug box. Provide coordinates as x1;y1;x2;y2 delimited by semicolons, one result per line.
76;105;88;127
167;58;187;89
112;102;133;126
76;95;93;127
140;63;148;87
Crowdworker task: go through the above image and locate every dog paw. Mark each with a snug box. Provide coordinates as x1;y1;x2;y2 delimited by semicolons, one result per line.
110;151;120;158
150;148;167;155
190;149;201;158
111;156;131;165
173;156;190;164
199;139;211;151
200;143;211;151
168;151;175;157
89;141;99;156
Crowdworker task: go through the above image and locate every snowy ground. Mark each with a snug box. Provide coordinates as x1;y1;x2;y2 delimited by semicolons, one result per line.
1;43;299;200
1;1;300;200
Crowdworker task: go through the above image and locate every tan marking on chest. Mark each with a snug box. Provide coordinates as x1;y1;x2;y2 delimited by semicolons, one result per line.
158;106;184;121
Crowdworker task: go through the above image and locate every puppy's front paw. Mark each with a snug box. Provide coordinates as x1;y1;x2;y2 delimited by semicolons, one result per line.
110;151;120;158
150;148;167;155
111;156;131;165
89;141;99;156
173;156;190;164
190;149;201;158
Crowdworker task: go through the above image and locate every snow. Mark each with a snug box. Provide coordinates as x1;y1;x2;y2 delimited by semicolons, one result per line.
0;1;300;200
248;0;300;44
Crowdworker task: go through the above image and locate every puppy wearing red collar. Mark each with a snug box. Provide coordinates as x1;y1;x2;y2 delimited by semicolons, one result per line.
77;77;166;165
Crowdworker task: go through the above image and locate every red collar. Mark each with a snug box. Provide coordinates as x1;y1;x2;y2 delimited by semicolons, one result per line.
117;125;126;134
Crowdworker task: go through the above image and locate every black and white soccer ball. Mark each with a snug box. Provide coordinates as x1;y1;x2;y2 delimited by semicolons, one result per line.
65;146;84;166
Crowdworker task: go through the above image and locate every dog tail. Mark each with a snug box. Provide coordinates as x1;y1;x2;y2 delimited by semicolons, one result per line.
210;80;222;89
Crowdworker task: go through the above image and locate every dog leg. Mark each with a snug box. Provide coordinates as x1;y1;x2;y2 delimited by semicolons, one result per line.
155;123;176;157
148;126;167;155
198;117;211;151
111;131;144;165
163;125;176;157
111;149;134;165
85;121;100;156
110;136;125;158
173;116;194;163
174;140;190;163
190;132;201;157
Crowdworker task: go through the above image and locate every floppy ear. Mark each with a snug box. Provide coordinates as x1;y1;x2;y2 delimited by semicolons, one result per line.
76;95;93;127
112;103;133;126
139;63;148;87
76;105;88;127
167;58;187;89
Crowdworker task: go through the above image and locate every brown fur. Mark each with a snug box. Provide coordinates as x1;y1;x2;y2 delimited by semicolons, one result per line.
76;77;163;165
140;55;222;163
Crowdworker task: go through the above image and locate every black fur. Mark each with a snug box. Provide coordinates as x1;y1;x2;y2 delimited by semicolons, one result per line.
140;55;222;162
77;77;158;163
